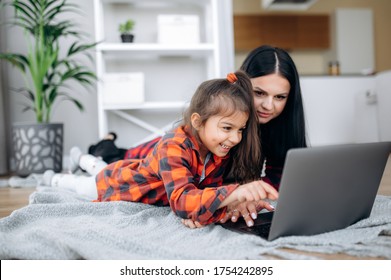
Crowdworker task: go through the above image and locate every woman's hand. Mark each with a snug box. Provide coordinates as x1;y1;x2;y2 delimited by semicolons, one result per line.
221;200;275;227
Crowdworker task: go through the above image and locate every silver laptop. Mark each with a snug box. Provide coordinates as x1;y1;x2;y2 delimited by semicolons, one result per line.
222;142;391;241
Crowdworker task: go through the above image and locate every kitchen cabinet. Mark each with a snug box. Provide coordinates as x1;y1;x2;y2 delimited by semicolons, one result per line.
234;14;330;51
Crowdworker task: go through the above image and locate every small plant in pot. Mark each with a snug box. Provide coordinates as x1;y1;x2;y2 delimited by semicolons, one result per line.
119;19;135;43
0;0;98;176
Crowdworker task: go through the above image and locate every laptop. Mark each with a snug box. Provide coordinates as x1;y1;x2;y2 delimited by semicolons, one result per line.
222;141;391;241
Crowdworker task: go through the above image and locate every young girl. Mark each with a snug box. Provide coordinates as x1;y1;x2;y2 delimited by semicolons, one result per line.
43;71;278;226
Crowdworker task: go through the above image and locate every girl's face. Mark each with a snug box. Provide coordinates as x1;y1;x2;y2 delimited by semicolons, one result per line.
193;111;248;160
251;73;290;124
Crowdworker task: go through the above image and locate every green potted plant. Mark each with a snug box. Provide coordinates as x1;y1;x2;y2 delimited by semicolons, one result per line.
119;19;135;43
0;0;97;176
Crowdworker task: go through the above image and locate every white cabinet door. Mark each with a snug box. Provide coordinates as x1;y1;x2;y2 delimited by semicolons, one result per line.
301;76;377;146
335;8;375;74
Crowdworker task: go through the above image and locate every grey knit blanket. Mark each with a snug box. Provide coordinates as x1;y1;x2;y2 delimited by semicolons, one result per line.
0;186;390;259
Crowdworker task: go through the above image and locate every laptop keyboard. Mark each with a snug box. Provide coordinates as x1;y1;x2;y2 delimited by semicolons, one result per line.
244;223;272;239
221;211;274;239
237;221;272;239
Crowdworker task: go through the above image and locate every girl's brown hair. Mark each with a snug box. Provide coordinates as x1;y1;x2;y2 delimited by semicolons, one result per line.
183;70;262;182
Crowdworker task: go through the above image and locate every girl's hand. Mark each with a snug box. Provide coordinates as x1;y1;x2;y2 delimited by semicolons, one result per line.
219;180;278;209
181;219;204;229
235;180;278;202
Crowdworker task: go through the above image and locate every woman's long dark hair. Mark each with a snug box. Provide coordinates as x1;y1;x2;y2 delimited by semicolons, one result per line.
241;45;308;165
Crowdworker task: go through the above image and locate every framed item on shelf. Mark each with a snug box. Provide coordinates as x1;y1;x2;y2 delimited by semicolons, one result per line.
157;14;200;44
102;72;145;105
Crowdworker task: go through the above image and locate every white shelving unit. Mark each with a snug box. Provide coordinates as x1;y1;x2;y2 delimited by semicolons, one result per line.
93;0;234;147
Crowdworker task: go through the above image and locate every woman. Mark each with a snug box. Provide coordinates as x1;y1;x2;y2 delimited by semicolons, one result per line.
238;45;307;189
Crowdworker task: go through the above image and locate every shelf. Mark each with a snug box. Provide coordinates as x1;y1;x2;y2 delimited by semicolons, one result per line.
100;0;207;6
103;101;188;110
97;43;215;56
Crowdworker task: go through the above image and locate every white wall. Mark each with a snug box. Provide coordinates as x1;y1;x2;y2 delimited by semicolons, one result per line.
0;6;9;174
376;71;391;142
0;63;8;174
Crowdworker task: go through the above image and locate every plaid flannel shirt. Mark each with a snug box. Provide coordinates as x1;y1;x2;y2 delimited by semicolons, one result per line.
124;136;161;159
95;126;238;225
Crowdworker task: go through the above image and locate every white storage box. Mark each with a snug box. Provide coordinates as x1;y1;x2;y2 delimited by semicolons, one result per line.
157;15;200;44
102;73;144;105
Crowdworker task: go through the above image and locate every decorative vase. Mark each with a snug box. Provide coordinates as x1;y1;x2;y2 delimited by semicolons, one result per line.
12;123;63;177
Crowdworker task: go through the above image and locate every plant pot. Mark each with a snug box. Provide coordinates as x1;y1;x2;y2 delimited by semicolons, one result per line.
120;34;134;43
12;123;63;177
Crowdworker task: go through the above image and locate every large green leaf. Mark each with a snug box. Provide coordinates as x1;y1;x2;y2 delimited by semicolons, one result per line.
0;53;29;72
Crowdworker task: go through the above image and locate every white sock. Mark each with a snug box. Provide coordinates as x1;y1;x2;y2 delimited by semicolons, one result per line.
42;170;55;186
79;154;108;176
69;146;83;173
51;173;98;200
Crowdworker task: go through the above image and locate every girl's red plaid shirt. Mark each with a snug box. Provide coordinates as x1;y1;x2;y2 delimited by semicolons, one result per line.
95;125;239;225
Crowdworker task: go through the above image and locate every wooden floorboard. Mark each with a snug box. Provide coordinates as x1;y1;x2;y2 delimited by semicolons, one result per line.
0;186;35;217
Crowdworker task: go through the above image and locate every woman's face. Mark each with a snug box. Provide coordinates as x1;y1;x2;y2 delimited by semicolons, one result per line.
251;73;290;124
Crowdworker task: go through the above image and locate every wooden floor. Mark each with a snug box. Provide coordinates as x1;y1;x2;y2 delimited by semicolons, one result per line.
0;184;35;217
0;155;391;259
